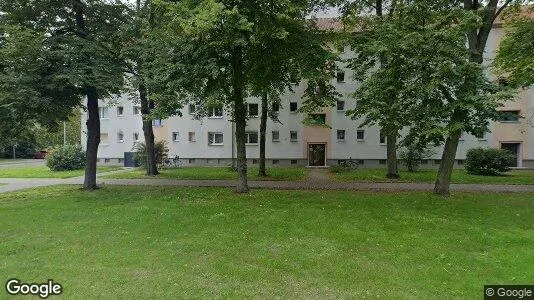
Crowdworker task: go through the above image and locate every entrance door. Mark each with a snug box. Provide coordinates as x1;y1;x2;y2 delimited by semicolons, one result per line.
308;144;326;166
501;143;521;167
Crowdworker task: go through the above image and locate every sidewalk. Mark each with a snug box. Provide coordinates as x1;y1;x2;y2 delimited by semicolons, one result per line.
2;173;534;193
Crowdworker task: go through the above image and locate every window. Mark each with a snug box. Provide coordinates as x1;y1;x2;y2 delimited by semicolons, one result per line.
272;131;280;142
309;114;326;125
338;159;346;165
290;102;298;113
458;159;465;165
152;119;163;127
208;132;223;145
208;106;223;118
356;130;365;141
117;131;124;143
434;159;441;165
252;159;259;164
172;132;179;142
99;107;108;119
133;106;141;115
379;131;386;145
245;132;259;144
188;158;195;164
336;100;345;111
499;110;520;122
337;130;346;141
247;103;259;117
104;158;110;163
272;102;279;112
100;133;109;145
421;160;429;165
476;132;487;141
459;132;466;141
291;159;298;165
272;159;279;165
188;104;196;114
290;131;298;141
133;132;140;143
379;159;387;165
336;71;345;83
188;132;196;142
117;106;124;116
357;159;364;165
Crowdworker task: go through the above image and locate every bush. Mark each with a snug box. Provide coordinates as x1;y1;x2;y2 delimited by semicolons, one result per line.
399;144;433;172
46;145;86;171
330;159;359;173
134;141;169;169
465;148;516;176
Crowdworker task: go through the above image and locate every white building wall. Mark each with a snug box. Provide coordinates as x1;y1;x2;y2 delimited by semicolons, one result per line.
81;27;534;166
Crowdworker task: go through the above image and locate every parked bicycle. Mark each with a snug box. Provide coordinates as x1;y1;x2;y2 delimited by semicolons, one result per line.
161;155;183;168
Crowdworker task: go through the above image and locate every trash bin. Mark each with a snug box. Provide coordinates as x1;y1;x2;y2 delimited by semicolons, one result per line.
124;152;138;167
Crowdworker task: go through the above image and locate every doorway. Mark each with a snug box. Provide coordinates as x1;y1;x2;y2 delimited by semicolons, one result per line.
501;142;521;167
308;143;326;166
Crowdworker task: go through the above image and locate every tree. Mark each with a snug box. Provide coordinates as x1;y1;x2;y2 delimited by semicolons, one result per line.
431;0;531;195
494;8;534;87
148;0;338;192
342;0;403;179
1;0;130;189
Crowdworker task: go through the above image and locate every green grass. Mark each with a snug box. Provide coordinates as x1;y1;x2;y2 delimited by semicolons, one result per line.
1;186;533;298
0;166;122;179
106;167;308;181
333;168;534;185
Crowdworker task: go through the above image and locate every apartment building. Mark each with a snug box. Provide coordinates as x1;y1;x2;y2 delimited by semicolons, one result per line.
81;18;534;168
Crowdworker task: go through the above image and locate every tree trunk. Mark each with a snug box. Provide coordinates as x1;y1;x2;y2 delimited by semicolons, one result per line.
259;93;268;177
139;81;158;176
386;132;399;179
83;86;100;190
232;46;249;193
434;130;461;196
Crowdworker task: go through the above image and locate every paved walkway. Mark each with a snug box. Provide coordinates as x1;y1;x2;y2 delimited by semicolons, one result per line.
2;169;534;193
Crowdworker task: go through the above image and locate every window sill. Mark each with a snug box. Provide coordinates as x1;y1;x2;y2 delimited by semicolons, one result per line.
337;140;345;143
117;115;124;117
246;144;258;146
188;140;196;143
336;110;345;112
290;140;298;143
290;111;298;114
379;143;386;146
272;140;280;143
478;139;488;141
118;140;124;143
208;144;224;146
208;116;224;119
356;139;365;142
248;116;258;118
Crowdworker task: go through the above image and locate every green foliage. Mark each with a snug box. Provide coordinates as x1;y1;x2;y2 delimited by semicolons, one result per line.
0;140;36;159
134;141;169;169
465;148;516;176
46;145;86;171
495;13;534;87
399;144;433;173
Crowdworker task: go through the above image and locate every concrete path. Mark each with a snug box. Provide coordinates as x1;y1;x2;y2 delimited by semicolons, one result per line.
2;174;534;193
0;159;45;169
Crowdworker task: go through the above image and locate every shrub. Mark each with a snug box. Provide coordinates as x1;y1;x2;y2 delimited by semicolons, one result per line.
134;141;169;169
330;159;359;173
399;144;434;172
46;145;86;171
465;148;516;176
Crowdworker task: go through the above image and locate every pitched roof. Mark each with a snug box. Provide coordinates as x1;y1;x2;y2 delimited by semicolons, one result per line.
312;17;344;31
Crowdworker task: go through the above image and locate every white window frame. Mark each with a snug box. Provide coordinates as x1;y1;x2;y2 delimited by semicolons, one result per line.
336;100;345;111
272;130;280;142
247;103;259;118
245;131;259;145
290;130;298;142
117;106;124;117
100;133;109;146
290;102;298;113
356;130;365;142
117;131;124;143
208;132;224;146
188;132;196;142
379;131;386;145
133;106;141;116
99;107;109;119
133;132;140;143
336;71;345;83
208;106;223;118
337;130;346;141
172;132;179;142
188;104;196;115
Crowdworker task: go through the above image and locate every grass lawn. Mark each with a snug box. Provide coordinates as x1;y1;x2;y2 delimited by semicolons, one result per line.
333;168;534;185
0;166;122;179
1;186;533;298
105;167;308;181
